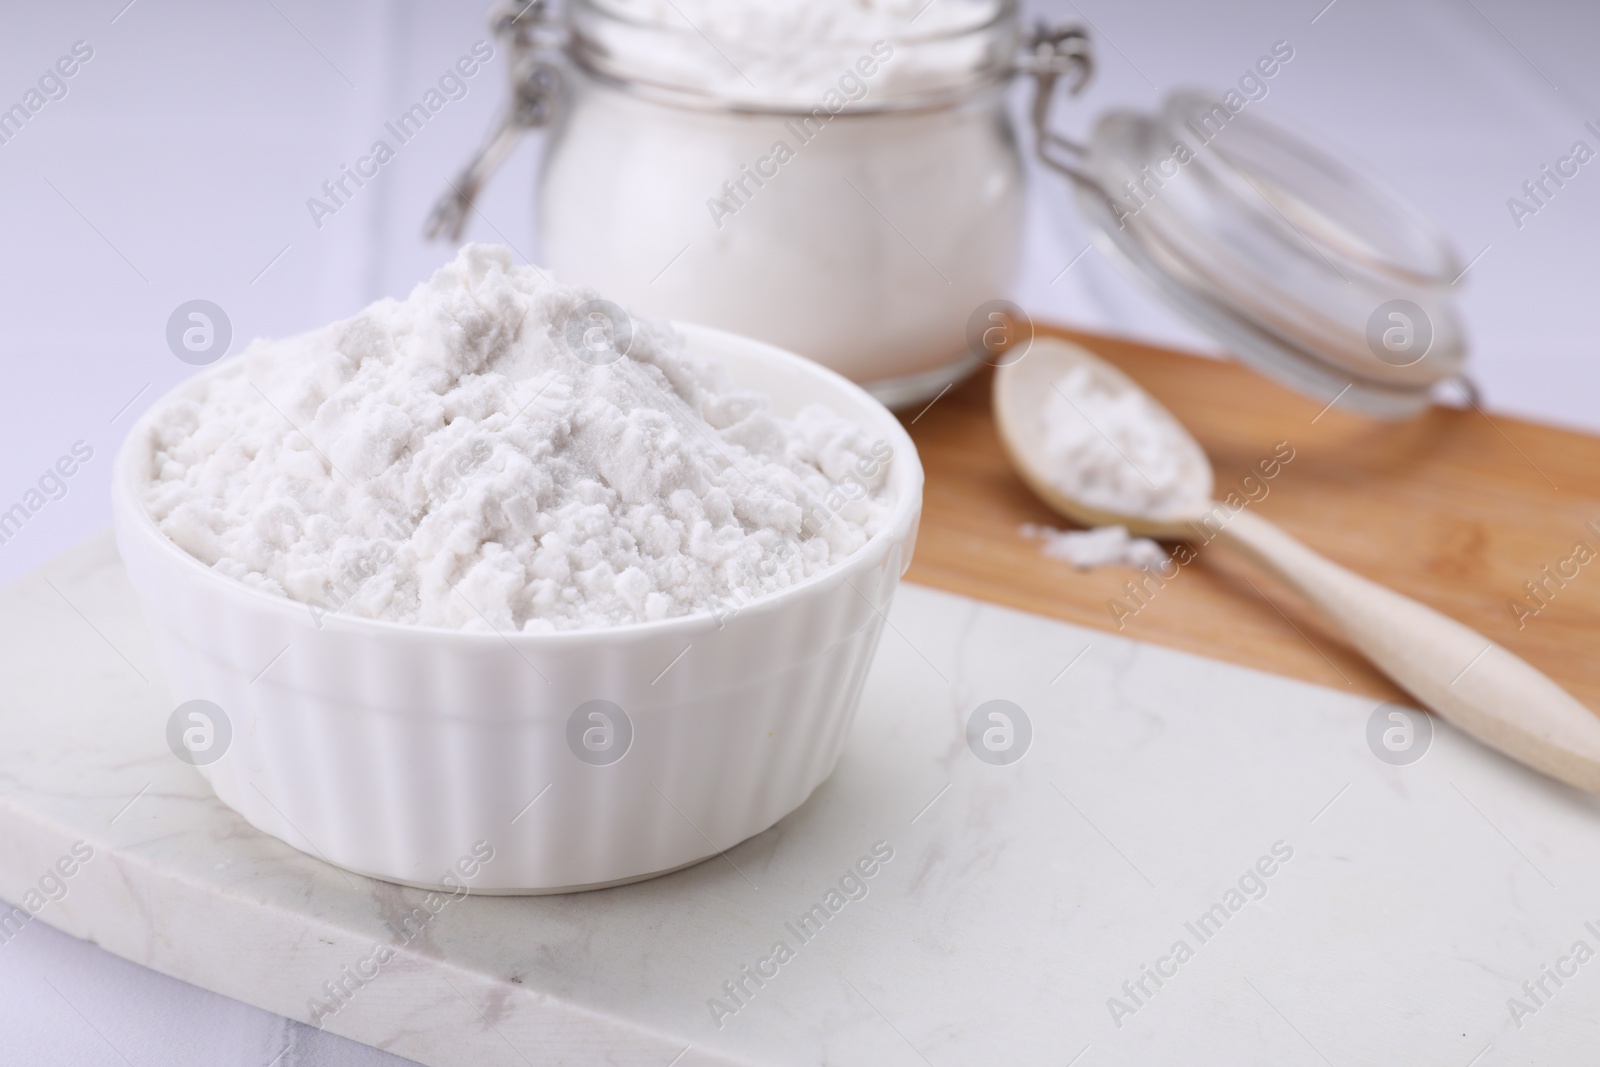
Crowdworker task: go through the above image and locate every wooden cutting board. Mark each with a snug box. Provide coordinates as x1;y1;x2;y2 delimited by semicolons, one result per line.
902;324;1600;710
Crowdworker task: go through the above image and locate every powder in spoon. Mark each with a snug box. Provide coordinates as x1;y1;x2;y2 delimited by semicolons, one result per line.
141;244;892;632
1039;363;1208;521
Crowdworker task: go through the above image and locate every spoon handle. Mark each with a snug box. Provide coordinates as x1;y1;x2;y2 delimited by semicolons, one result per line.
1216;507;1600;792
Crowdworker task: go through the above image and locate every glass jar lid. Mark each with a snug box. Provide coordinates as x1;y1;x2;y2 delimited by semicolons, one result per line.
1037;85;1469;419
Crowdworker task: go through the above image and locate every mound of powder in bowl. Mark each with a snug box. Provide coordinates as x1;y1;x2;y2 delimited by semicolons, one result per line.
141;244;893;633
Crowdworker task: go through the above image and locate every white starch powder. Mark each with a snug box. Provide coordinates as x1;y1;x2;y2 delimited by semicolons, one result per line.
143;245;892;632
1040;364;1207;522
597;0;1001;105
1022;362;1209;570
540;0;1021;394
1020;524;1169;571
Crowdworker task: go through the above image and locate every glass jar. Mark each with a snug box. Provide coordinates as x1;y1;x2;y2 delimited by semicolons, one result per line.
431;0;1091;406
438;2;1464;419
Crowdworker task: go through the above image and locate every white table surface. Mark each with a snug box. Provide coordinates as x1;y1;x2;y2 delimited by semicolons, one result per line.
2;1;1598;1063
8;534;1600;1067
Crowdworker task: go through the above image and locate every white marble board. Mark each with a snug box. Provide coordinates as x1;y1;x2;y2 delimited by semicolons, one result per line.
2;533;1598;1066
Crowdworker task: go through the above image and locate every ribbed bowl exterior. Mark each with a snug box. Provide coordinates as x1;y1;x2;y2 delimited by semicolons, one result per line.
113;324;923;892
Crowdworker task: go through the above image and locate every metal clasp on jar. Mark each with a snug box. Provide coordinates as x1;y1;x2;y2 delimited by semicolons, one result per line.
1016;24;1098;195
425;0;568;241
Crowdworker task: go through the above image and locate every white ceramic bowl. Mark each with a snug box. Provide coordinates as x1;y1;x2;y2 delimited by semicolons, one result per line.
113;324;923;893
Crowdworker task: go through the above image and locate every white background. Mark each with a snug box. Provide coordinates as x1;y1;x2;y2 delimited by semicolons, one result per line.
1;0;1597;1062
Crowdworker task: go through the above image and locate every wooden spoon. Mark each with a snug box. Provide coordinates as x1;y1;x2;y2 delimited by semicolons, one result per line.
994;336;1600;793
